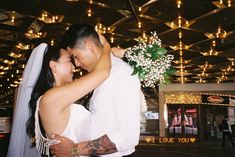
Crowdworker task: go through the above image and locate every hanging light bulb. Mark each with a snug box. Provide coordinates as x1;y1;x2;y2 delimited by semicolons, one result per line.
227;0;231;7
87;8;92;17
177;0;182;8
110;37;114;43
138;21;142;28
185;21;189;27
212;40;216;47
178;31;182;39
50;39;55;46
98;23;102;29
178;16;182;27
11;16;15;23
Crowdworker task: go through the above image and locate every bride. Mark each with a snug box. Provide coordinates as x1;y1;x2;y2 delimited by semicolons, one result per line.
7;34;111;157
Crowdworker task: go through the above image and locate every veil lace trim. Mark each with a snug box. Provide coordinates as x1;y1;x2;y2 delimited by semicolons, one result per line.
34;98;55;156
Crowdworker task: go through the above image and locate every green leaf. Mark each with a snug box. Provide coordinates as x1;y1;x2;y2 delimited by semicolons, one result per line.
156;47;167;56
147;45;159;60
163;72;169;77
164;79;171;84
138;69;146;80
134;49;141;55
132;67;139;75
129;61;137;67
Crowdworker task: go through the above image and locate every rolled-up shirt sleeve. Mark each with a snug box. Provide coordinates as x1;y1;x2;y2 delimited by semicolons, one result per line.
107;73;141;152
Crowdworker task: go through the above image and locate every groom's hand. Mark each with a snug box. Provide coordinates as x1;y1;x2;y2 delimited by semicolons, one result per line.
50;134;75;157
98;34;110;48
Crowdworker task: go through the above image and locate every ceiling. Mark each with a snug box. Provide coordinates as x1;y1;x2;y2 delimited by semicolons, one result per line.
1;0;235;106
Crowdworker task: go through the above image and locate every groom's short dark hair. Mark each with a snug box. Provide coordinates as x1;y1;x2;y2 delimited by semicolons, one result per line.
59;23;101;49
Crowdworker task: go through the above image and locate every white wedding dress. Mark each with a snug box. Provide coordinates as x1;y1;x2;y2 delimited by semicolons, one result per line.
35;99;91;157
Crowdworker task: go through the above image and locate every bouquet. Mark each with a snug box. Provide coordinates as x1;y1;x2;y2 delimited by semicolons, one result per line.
125;31;175;88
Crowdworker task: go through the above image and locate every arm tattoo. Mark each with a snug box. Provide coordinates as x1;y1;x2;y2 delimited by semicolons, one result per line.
85;135;117;155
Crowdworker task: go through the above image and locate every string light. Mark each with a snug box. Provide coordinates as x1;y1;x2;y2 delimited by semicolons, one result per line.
0;66;9;70
41;12;48;21
138;21;142;28
87;8;92;17
178;31;182;39
39;11;63;24
201;47;220;56
2;59;14;65
10;84;18;87
177;0;182;8
110;37;114;43
94;23;112;34
52;16;58;23
14;80;21;84
9;52;22;58
185;21;189;27
165;93;201;104
216;27;227;38
178;16;182;27
212;40;216;47
227;0;231;7
50;39;55;46
11;16;15;23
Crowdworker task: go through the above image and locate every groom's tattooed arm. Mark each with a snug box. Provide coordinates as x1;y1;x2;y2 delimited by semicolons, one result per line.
78;135;117;156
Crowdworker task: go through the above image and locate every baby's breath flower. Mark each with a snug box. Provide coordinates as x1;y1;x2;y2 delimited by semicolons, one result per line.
125;31;174;88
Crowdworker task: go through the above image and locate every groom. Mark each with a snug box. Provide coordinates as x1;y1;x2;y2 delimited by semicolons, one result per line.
50;23;141;157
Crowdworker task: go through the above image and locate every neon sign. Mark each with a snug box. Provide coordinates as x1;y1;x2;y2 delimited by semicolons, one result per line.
143;137;196;144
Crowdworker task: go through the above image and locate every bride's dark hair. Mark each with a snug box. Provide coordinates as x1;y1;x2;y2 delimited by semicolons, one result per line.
26;46;60;146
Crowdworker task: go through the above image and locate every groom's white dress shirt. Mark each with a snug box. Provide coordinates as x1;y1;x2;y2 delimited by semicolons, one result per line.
89;55;141;157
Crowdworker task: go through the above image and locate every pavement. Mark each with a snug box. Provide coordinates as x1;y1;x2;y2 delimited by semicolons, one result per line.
134;141;235;157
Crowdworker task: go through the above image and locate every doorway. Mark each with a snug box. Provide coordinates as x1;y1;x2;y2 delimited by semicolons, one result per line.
202;105;227;140
167;104;198;137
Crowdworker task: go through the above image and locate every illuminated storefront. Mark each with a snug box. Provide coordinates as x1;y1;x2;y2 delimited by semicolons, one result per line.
164;92;235;139
158;83;235;141
166;93;200;137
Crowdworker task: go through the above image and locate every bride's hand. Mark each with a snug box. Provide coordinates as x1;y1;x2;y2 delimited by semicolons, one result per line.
111;47;127;58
